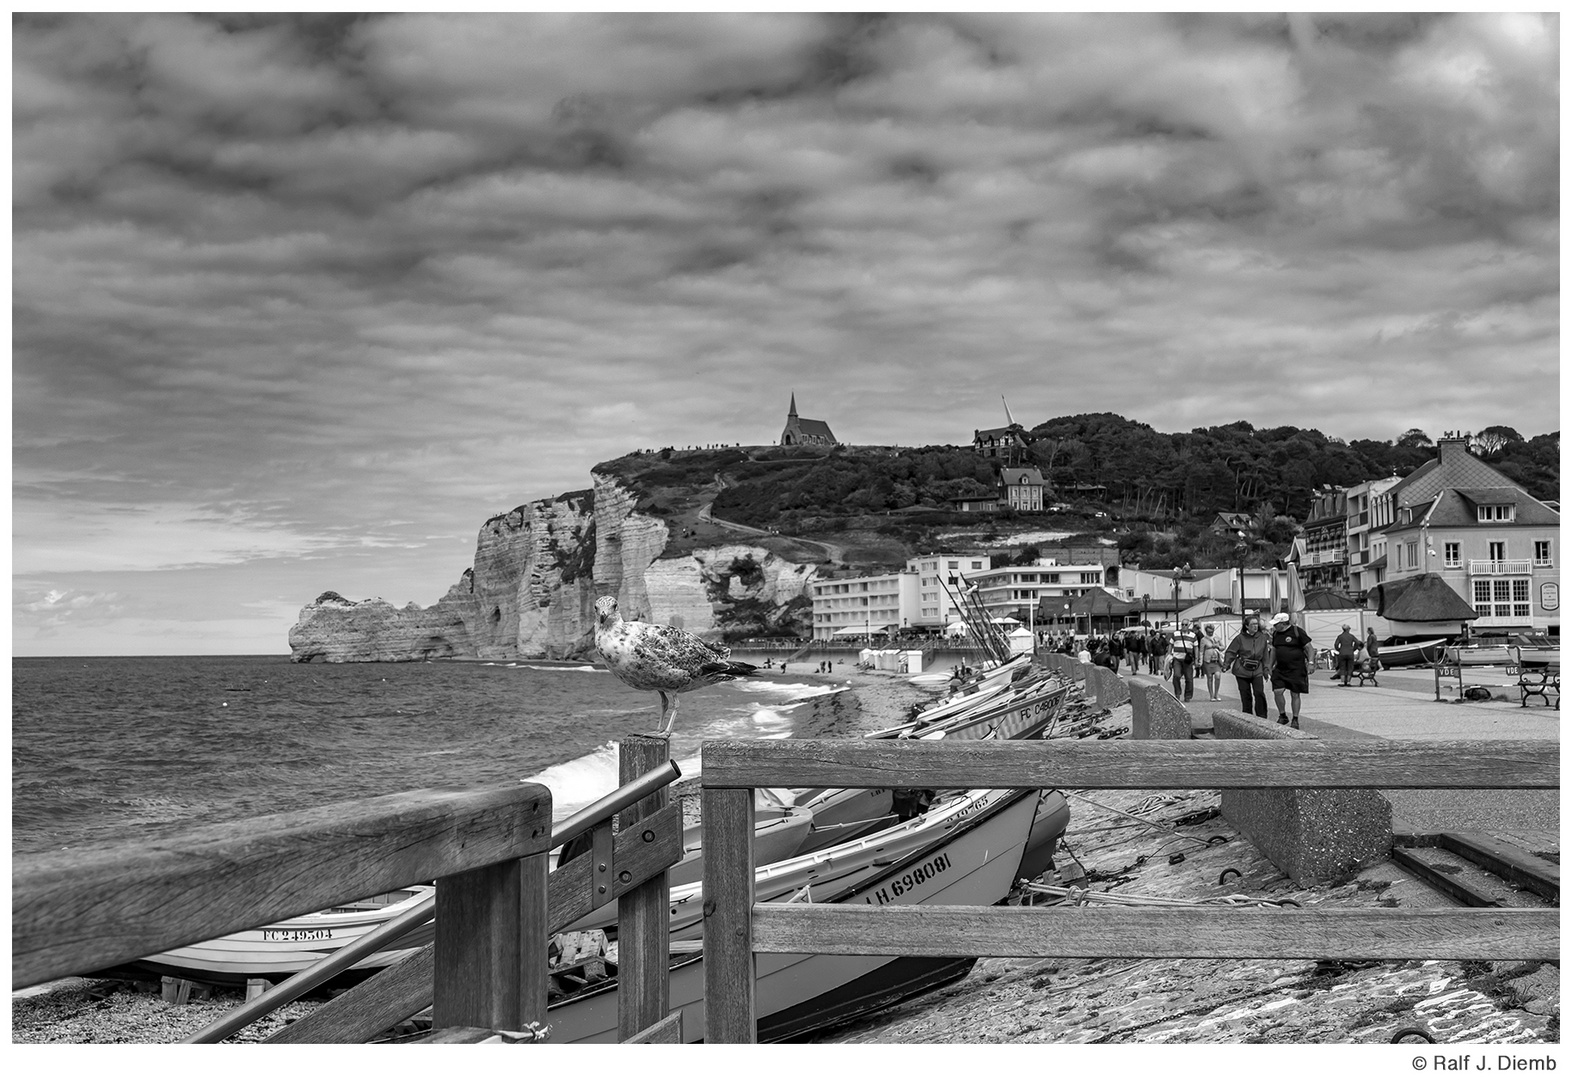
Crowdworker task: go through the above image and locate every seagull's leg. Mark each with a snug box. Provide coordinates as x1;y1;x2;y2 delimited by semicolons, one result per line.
658;691;678;735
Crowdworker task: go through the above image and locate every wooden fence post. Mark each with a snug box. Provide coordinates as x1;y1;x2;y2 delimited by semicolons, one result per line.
432;850;548;1032
617;734;671;1041
702;784;756;1043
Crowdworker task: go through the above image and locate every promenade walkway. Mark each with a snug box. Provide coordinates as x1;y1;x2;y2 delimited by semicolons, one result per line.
1173;667;1560;855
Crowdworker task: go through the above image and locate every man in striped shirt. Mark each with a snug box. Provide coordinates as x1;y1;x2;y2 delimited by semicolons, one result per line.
1169;621;1199;702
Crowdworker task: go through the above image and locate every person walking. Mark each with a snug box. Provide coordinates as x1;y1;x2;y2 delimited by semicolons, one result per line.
1223;613;1275;719
1126;629;1146;674
1148;628;1168;675
1169;620;1199;701
1107;632;1125;672
1199;624;1225;701
1333;624;1361;686
1267;612;1313;727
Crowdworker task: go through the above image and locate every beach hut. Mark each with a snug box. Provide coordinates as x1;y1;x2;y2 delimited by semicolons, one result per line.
1005;626;1036;655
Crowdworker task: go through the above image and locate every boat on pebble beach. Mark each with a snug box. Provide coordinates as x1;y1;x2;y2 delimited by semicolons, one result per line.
130;885;436;985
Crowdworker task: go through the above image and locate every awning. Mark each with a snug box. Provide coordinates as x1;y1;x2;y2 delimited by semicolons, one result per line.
832;624;892;636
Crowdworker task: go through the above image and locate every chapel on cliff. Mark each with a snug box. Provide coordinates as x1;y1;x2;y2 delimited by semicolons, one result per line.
779;394;838;446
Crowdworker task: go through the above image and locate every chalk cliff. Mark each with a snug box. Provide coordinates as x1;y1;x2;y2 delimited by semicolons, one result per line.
289;473;816;662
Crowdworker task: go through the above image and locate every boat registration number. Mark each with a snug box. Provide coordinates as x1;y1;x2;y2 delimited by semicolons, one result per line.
262;928;334;942
864;853;953;906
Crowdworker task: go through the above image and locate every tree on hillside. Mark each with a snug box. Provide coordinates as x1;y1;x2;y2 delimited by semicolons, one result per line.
1396;428;1433;448
1471;425;1523;457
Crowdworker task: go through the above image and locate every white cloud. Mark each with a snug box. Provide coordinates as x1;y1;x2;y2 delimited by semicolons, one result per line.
11;13;1559;654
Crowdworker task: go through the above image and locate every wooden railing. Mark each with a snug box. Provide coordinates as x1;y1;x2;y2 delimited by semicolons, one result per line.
697;737;1560;1043
13;736;688;1044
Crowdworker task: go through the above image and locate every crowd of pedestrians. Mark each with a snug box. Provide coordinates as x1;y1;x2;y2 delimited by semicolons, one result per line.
1043;614;1370;729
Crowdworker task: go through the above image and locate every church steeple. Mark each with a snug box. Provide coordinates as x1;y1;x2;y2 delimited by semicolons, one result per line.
788;392;798;419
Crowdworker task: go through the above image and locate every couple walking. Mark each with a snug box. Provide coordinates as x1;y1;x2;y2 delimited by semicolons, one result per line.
1222;612;1314;727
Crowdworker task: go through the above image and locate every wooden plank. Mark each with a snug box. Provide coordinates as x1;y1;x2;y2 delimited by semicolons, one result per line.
616;734;671;1042
625;1011;683;1044
270;814;682;1044
265;946;434;1044
749;905;1559;962
702;786;757;1044
13;783;551;990
547;804;683;931
430;850;548;1033
698;738;1558;792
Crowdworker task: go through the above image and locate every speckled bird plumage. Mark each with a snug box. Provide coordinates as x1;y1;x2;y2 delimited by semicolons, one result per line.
594;595;758;733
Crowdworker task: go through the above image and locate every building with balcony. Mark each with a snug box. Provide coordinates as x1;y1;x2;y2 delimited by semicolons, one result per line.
1377;435;1560;637
1299;486;1350;593
906;552;992;628
1344;475;1401;596
965;559;1114;630
808;569;920;640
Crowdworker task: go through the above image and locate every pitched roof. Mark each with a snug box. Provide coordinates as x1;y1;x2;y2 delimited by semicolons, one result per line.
1066;589;1142;616
974;425;1025;441
1421;488;1561;529
1301;588;1363;610
1370;573;1479;622
1391;442;1523;509
999;467;1045;486
792;417;836;440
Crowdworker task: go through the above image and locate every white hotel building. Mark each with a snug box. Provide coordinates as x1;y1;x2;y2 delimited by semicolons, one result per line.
809;552;988;639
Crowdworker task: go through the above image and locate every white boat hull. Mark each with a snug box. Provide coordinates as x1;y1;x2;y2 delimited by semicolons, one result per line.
137;886;435;983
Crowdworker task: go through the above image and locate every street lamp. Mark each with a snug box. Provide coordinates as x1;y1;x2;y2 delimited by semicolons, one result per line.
1142;593;1149;628
1234;532;1249;636
1172;563;1193;628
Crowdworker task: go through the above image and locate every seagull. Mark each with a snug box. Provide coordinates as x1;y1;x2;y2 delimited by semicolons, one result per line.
593;595;759;734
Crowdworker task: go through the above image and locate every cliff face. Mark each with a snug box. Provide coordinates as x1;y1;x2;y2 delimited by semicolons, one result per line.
289;472;815;662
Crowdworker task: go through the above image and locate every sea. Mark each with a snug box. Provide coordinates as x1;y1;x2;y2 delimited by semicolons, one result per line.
11;655;862;858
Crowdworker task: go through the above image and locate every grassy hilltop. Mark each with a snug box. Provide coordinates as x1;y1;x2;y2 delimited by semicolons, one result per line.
593;414;1559;576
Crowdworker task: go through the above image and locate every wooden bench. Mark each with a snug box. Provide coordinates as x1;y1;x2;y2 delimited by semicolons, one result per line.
1516;662;1559;709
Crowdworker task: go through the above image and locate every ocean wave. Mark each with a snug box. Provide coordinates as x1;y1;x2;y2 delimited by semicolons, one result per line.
732;679;844;697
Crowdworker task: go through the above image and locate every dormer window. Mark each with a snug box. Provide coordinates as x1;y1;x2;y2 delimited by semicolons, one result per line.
1477;504;1515;522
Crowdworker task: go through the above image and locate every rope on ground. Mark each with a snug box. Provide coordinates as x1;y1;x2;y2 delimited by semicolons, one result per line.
1063;791;1220;849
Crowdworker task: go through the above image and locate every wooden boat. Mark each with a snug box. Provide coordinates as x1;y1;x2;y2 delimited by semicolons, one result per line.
1448;638;1560;669
1376;638;1450;668
870;678;1070;743
544;784;1070;1042
133;885;436;985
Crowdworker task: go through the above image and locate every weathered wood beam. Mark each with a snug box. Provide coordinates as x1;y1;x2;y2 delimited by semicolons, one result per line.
750;905;1559;962
699;738;1557;791
13;783;551;990
702;786;757;1044
266;803;682;1044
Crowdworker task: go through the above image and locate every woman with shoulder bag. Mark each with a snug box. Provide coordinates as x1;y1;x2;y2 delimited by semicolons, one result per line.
1221;613;1275;718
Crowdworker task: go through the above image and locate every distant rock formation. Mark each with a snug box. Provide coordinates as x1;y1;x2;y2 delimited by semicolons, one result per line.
287;590;475;663
289;473;816;662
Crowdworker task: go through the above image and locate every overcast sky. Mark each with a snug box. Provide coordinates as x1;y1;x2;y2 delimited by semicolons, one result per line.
12;12;1561;656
